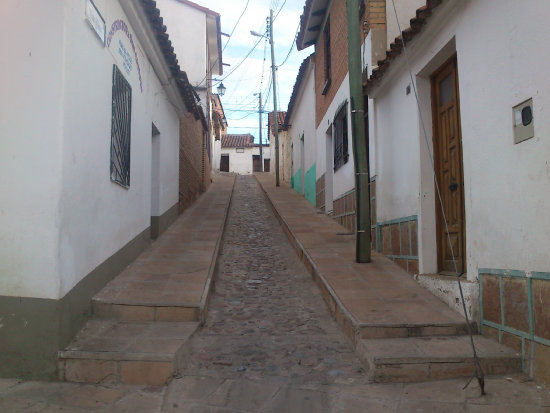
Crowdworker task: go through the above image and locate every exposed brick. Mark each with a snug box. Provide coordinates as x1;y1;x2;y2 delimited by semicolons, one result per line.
407;259;419;275
502;277;529;333
391;224;400;255
533;279;550;340
535;342;550;386
501;331;522;353
481;275;501;324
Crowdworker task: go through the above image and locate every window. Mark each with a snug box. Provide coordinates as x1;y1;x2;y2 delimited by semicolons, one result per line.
110;65;132;187
333;101;349;171
322;19;331;95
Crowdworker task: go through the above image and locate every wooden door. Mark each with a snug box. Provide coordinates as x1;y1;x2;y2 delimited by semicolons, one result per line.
431;57;465;274
252;155;261;172
220;155;229;172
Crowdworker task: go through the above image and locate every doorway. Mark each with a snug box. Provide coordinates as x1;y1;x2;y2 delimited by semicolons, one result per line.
431;57;465;274
151;123;160;239
252;155;261;172
325;125;334;214
220;154;229;172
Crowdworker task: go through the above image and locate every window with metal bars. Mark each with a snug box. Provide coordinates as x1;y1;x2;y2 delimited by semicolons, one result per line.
333;101;348;171
110;65;132;187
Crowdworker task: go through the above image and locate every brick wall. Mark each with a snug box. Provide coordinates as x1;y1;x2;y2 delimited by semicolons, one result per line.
333;190;356;232
314;0;349;128
378;216;419;275
363;0;386;34
179;112;207;213
480;270;550;386
316;174;326;211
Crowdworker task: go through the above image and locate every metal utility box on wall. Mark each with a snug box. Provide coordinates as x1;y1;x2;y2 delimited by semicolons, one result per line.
513;98;534;144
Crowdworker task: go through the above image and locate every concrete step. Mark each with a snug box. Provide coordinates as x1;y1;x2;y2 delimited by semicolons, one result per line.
358;321;477;339
58;320;199;385
92;299;200;322
357;335;522;383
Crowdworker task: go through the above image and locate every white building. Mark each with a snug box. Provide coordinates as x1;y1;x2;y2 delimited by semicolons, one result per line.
214;134;271;175
365;0;550;384
0;0;201;379
285;55;318;205
155;0;223;167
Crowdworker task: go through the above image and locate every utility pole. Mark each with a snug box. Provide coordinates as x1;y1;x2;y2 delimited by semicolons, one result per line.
258;91;263;172
347;0;371;262
269;9;280;186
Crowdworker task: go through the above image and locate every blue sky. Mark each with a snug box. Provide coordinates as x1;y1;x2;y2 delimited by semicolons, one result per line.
196;0;313;143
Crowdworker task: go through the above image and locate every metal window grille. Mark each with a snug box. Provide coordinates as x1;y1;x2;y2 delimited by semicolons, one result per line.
334;102;348;171
110;65;132;187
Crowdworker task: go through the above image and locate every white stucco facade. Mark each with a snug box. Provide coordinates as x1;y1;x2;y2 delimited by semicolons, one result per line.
287;59;317;202
0;0;185;300
215;146;271;175
315;74;355;212
368;0;550;313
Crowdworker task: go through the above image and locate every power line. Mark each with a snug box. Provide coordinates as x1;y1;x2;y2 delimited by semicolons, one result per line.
222;0;250;52
277;22;299;68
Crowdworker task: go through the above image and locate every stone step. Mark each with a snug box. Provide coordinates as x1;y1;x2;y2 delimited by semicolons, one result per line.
92;300;200;322
357;335;522;383
58;320;199;385
358;321;477;339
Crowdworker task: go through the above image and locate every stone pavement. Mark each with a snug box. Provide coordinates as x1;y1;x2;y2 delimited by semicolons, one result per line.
1;175;549;412
255;174;520;383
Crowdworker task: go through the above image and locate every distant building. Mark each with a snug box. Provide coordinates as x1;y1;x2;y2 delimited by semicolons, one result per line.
214;134;271;174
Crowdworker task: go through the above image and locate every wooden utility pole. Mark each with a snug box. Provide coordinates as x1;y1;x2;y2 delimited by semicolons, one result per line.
347;0;371;262
269;9;280;186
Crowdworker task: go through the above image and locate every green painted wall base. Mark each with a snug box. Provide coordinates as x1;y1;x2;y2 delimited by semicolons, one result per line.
304;164;316;205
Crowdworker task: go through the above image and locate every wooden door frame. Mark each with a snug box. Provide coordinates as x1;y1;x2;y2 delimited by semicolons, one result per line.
430;55;466;274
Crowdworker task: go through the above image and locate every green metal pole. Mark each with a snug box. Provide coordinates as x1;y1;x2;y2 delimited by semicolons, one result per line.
346;0;371;262
269;9;280;187
258;91;263;172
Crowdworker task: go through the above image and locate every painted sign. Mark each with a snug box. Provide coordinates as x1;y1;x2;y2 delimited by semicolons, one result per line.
85;0;105;45
106;20;143;92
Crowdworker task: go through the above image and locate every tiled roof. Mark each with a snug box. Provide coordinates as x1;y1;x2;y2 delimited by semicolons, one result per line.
297;0;330;51
221;134;255;148
284;54;313;127
364;0;442;92
267;111;287;136
140;0;207;129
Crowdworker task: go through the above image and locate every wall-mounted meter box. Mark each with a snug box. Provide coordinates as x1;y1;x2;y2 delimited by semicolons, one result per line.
513;98;534;144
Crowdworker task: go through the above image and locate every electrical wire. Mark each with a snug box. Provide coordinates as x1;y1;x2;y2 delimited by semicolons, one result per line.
277;22;299;68
389;0;485;395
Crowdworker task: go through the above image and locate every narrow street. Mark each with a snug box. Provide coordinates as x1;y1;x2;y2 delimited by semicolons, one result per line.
163;174;370;411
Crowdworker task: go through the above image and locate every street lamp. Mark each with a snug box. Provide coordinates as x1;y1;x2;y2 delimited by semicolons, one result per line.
251;10;280;187
216;82;226;96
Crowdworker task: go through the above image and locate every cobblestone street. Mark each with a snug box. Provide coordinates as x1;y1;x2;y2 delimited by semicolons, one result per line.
164;175;371;411
1;175;549;412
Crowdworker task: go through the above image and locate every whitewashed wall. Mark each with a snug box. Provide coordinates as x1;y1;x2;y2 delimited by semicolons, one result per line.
0;0;65;299
218;146;270;175
316;73;355;201
370;0;550;279
0;0;182;299
156;0;207;87
288;62;317;183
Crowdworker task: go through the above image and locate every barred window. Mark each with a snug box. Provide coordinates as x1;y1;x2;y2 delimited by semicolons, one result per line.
333;101;348;171
110;65;132;187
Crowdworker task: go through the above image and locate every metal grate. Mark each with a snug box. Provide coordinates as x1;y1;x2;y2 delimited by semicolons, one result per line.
333;102;348;171
110;65;132;187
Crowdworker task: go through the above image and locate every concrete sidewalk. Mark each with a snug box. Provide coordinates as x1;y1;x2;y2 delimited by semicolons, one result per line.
57;173;236;385
255;174;521;383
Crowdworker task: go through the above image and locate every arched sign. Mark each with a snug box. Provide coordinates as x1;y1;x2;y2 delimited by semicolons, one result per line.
106;19;143;92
